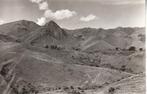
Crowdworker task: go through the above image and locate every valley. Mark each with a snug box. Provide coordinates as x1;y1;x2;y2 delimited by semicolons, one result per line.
0;20;145;94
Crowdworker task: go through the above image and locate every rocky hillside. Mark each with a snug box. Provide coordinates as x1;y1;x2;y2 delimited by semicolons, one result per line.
0;20;145;94
70;27;145;51
0;20;40;41
25;21;68;47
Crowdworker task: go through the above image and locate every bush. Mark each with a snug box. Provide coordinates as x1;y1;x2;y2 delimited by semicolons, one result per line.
70;86;74;89
0;63;10;77
139;48;143;51
44;45;49;48
77;87;82;90
128;46;136;51
50;44;63;50
108;87;115;94
70;90;81;94
115;47;119;51
16;39;21;43
50;45;57;49
120;65;126;71
12;80;38;94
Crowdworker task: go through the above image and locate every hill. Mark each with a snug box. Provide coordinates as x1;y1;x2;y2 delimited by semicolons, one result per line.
0;42;133;94
0;20;40;41
25;21;68;47
0;20;145;94
71;27;145;50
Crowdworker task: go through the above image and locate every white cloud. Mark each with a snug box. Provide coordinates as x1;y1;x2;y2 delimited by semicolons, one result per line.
30;0;77;25
0;20;5;25
44;10;53;18
30;0;43;3
80;14;97;22
37;17;46;26
39;1;48;10
44;9;77;20
30;0;48;10
53;10;76;20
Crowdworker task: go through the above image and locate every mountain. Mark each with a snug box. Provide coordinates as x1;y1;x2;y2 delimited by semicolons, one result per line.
0;20;144;50
0;20;40;41
130;28;145;49
25;21;68;47
44;21;67;39
0;34;16;42
0;20;145;94
71;27;145;50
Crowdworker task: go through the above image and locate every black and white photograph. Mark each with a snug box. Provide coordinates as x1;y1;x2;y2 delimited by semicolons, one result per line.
0;0;145;94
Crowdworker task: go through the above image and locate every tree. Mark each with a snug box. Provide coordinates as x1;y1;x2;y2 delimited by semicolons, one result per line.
108;87;115;94
70;86;74;89
120;65;126;71
50;45;57;49
115;47;119;51
139;48;143;51
128;46;136;51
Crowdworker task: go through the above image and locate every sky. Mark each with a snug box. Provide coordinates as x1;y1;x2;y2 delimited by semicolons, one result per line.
0;0;145;29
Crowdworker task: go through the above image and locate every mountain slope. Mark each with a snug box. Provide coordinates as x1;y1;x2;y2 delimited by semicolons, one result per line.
0;42;133;92
0;20;145;94
0;20;40;41
71;27;145;50
81;39;115;51
25;21;68;47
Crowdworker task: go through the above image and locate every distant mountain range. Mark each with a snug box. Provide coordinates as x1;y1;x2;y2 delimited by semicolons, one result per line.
0;20;145;51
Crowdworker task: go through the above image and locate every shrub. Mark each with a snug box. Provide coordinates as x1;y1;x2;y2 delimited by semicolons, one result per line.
12;80;38;94
0;63;10;77
77;87;82;90
128;46;136;51
50;45;57;49
70;86;74;89
139;48;143;51
115;47;119;51
50;44;63;50
16;39;21;43
70;90;81;94
108;87;115;94
98;85;103;88
58;87;61;90
120;65;126;71
44;45;49;48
